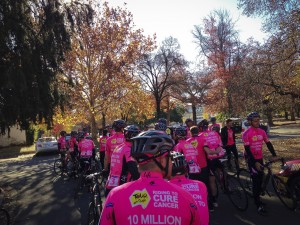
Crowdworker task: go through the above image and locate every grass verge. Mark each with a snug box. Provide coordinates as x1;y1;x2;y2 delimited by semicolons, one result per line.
0;145;35;160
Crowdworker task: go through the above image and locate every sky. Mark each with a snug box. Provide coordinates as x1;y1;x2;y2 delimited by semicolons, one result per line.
107;0;268;62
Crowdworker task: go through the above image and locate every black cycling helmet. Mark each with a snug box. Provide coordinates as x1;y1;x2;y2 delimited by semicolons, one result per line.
78;131;85;139
185;118;193;124
211;126;220;132
154;122;167;131
198;119;209;130
247;112;260;121
131;130;174;164
124;125;140;141
70;131;77;136
158;118;167;125
112;119;126;131
210;117;216;122
174;126;187;139
60;131;66;136
190;126;199;136
170;151;188;176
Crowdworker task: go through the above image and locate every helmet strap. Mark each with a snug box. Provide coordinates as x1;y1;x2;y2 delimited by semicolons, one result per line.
153;155;169;177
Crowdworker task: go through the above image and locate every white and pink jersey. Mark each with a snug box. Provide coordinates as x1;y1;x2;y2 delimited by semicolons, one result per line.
57;136;67;150
174;140;200;174
105;132;125;158
106;142;135;189
170;175;209;225
99;135;108;152
78;138;94;158
100;171;201;225
242;127;269;160
200;131;225;159
186;136;207;168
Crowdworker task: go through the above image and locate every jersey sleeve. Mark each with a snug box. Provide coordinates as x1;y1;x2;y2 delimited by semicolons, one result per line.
262;129;269;143
99;192;116;225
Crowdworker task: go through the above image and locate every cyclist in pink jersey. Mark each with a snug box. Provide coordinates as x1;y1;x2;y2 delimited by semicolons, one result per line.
169;151;209;225
185;118;194;139
242;112;278;215
78;133;95;158
199;119;225;209
173;126;200;180
57;131;67;153
102;119;126;178
99;129;108;169
99;131;201;225
105;125;140;196
208;117;220;133
68;131;78;160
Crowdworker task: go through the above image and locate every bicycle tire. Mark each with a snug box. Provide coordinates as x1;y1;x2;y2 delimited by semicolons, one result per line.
225;175;248;211
87;202;99;225
272;175;297;210
66;160;74;177
54;159;63;175
0;208;10;225
237;168;253;197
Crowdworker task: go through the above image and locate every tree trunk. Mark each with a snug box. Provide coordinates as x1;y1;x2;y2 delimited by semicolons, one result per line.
102;112;106;128
156;98;161;119
91;114;98;145
192;103;197;124
266;108;274;126
290;96;296;121
285;111;289;120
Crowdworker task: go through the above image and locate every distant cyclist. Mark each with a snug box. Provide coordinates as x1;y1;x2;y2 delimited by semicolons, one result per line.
208;117;220;133
105;125;140;196
102;119;126;177
173;126;201;180
242;112;278;215
99;129;108;169
68;131;78;160
99;131;201;225
185;118;194;139
57;131;67;155
77;132;95;170
169;151;209;225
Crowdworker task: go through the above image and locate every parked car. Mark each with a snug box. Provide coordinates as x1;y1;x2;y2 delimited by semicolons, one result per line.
35;137;58;154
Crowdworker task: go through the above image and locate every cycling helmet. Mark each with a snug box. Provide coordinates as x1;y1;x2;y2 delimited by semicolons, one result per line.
174;126;187;139
190;126;199;136
170;151;188;176
154;122;167;131
78;131;85;139
185;118;193;124
112;119;126;131
124;125;140;141
210;117;216;122
60;131;66;136
198;119;209;130
70;131;77;136
247;112;260;121
158;118;167;125
131;130;174;164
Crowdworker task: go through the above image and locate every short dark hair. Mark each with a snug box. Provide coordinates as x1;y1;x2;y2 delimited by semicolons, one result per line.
226;119;232;124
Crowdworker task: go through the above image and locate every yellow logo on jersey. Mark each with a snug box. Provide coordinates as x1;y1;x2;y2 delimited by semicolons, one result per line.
190;140;198;148
101;139;107;143
252;136;257;141
204;132;208;136
166;128;171;135
111;139;117;144
130;189;151;209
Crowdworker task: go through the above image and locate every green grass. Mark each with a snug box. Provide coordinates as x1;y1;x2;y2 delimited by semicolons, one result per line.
0;145;36;159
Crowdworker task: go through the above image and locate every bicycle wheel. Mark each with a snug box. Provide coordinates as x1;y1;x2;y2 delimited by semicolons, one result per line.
54;159;63;175
87;202;99;225
237;168;253;197
66;160;74;177
0;208;10;225
225;175;248;211
272;175;297;210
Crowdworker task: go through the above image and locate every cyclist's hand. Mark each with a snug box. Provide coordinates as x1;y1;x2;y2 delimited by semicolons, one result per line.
102;169;109;179
255;162;263;171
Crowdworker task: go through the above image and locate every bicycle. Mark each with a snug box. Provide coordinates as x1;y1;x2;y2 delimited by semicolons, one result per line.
53;151;72;176
237;158;297;210
0;188;10;225
86;172;106;225
213;158;248;211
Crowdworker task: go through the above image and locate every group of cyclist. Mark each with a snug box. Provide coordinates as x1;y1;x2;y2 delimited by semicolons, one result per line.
57;111;278;224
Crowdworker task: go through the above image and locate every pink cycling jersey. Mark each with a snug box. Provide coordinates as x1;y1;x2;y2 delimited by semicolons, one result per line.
105;132;125;158
57;136;67;150
186;136;207;168
78;138;94;158
174;140;200;174
68;137;77;152
170;175;209;225
106;142;135;189
99;171;201;225
186;127;192;139
242;127;269;160
200;131;225;159
99;135;108;152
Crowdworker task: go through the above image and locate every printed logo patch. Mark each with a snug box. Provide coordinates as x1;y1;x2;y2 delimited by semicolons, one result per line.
252;136;257;141
130;189;151;209
111;139;117;144
190;140;198;148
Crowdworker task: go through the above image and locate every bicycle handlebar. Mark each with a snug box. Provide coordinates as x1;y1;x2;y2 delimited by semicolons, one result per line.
263;157;285;168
